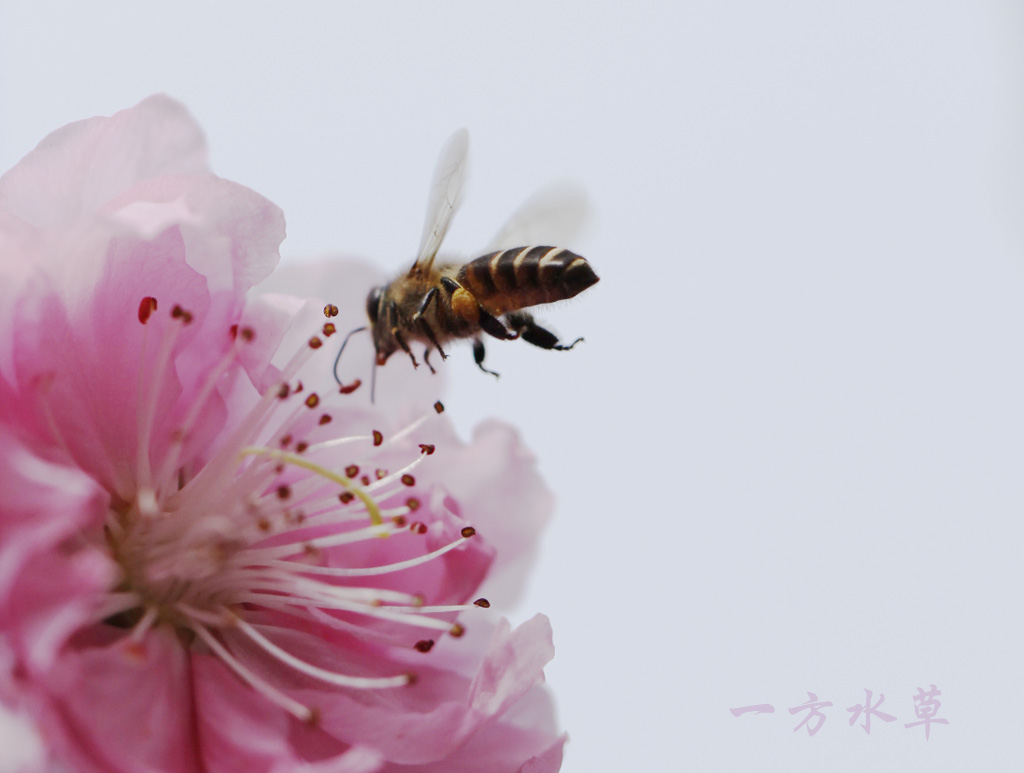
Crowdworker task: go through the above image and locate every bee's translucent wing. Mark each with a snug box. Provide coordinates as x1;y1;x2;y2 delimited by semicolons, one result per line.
486;182;592;251
414;128;469;274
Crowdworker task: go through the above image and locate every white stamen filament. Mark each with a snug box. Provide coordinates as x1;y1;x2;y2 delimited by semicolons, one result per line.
232;614;410;689
135;315;182;489
192;622;314;722
258;533;473;577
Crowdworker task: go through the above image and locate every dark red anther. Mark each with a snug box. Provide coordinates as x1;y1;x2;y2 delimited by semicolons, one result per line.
460;526;476;538
414;639;435;653
276;485;291;500
257;518;271;532
345;465;359;479
375;469;387;480
338;491;355;504
323;304;339;318
410;521;427;535
172;305;194;325
230;323;238;339
372;430;383;446
308;336;323;350
433;401;444;414
295;441;309;453
449;623;465;638
338;379;362;395
361;475;370;486
318;414;332;425
280;434;293;447
473;598;490;608
418;443;435;455
392;515;407;527
305;393;319;409
322;322;337;337
294;381;304;393
401;474;415;487
138;297;158;324
405;497;421;512
277;384;290;399
239;326;255;342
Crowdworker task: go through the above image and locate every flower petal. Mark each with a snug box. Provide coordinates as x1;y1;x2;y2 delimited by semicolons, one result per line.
0;432;112;673
42;629;195;773
0;95;207;231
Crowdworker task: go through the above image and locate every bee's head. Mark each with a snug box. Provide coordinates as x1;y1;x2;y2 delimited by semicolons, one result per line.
365;285;384;326
365;285;396;364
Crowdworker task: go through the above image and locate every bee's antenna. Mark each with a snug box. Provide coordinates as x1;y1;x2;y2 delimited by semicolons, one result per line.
333;326;368;387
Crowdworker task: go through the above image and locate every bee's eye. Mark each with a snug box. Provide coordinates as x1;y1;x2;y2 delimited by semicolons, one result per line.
365;287;383;324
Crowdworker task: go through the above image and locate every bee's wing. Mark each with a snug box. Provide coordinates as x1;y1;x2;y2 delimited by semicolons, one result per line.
413;128;469;274
486;182;592;251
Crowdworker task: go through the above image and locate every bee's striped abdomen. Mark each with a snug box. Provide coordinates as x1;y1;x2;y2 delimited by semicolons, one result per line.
457;246;599;316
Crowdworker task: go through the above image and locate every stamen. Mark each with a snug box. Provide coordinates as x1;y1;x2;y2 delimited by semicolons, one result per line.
239;447;383;525
191;622;314;722
129;606;159;643
154;326;254;493
136;305;185;488
256;530;476;577
232;616;410;689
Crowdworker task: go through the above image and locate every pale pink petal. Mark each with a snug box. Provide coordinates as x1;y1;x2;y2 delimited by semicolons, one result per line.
235;615;556;766
0;95;207;230
416;421;554;606
194;654;390;773
8;173;284;498
0;433;113;672
0;697;46;773
42;629;195;773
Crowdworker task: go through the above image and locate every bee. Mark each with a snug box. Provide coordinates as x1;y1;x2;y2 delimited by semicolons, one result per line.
347;129;598;389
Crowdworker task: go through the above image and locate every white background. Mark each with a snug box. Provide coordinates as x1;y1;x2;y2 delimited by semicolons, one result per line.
3;2;1024;770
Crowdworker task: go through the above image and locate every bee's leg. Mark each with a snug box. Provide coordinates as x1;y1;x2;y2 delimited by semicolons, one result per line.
387;300;419;368
393;329;418;367
505;311;583;351
478;308;517;341
424;347;436;375
472;338;500;379
413;288;448;361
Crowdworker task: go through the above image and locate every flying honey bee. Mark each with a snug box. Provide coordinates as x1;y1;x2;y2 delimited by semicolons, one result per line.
336;129;598;393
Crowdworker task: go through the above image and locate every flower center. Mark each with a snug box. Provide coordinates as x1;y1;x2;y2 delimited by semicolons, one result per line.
86;298;487;722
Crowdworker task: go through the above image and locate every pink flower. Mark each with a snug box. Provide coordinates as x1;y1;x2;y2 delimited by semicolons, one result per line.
0;97;564;772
